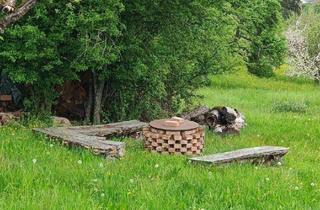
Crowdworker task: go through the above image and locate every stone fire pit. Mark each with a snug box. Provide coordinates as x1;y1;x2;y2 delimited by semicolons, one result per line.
143;117;205;155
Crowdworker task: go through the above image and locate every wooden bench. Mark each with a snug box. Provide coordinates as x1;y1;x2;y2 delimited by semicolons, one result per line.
189;146;289;166
33;120;148;158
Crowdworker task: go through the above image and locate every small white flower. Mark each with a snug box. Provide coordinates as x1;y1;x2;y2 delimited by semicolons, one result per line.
155;164;159;168
294;186;299;190
101;193;105;197
77;160;82;165
311;182;316;187
277;162;282;166
32;159;37;164
265;178;270;181
130;179;134;183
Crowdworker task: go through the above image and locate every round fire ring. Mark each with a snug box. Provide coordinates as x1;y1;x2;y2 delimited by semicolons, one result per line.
143;117;205;155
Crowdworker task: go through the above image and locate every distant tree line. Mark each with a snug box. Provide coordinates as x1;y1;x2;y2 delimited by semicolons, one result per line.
0;0;286;124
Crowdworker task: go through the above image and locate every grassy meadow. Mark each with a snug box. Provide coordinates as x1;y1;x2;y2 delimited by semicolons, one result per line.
1;70;320;209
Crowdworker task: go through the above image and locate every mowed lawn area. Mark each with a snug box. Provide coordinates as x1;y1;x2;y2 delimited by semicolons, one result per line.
1;71;320;209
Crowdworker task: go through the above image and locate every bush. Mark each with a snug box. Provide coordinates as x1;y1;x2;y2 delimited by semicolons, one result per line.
272;100;308;113
0;0;287;123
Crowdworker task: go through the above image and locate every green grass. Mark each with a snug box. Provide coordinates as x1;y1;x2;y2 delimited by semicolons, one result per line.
1;70;320;209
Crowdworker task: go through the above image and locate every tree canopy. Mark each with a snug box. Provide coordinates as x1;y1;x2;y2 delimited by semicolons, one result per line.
0;0;286;123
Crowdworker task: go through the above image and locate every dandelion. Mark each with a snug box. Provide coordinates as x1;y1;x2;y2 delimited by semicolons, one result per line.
32;159;37;164
155;164;159;168
77;160;82;165
311;183;316;187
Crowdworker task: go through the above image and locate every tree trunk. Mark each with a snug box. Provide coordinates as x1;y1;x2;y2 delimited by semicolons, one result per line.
92;72;105;125
85;75;93;123
0;0;37;33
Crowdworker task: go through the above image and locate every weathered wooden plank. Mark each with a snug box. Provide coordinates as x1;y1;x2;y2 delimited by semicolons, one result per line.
69;120;148;137
33;120;148;158
33;128;125;158
190;146;289;165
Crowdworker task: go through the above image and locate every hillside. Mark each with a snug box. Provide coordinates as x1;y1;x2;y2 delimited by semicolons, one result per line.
1;71;320;209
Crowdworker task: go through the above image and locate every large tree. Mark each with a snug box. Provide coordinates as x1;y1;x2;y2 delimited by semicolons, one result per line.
0;0;287;123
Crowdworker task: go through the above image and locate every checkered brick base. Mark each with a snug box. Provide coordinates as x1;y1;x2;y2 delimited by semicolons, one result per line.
143;126;205;156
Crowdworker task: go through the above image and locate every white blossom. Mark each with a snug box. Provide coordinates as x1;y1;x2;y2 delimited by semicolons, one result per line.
285;17;320;81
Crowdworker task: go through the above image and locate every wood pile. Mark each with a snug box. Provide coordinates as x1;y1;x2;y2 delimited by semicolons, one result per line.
181;106;246;135
0;94;13;112
143;118;205;155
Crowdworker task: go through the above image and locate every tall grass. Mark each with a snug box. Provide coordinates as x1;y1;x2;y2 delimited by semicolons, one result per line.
1;70;320;209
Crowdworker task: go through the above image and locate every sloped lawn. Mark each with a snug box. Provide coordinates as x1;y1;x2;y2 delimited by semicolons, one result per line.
1;71;320;209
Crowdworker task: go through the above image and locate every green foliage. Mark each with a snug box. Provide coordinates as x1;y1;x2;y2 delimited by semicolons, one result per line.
228;0;287;77
0;0;287;120
272;100;308;113
281;0;302;18
107;0;241;120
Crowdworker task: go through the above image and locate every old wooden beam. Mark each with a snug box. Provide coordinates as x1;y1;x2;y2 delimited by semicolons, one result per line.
190;146;289;166
69;120;148;138
33;120;148;158
33;127;125;158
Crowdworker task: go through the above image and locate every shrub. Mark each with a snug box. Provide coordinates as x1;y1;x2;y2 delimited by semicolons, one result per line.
0;0;287;123
225;0;286;78
272;100;308;113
